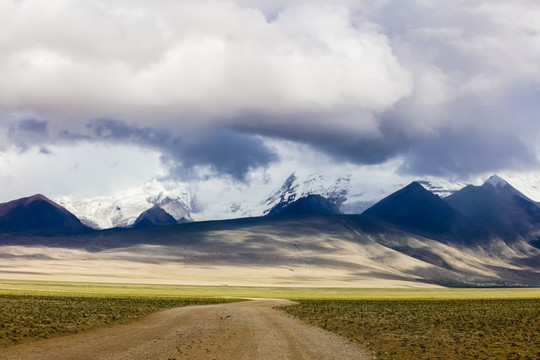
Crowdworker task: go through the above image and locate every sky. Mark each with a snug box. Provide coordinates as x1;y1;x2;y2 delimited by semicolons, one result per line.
1;0;540;203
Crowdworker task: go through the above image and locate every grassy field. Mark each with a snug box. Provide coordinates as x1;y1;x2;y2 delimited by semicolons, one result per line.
1;279;539;358
2;279;540;299
281;299;540;360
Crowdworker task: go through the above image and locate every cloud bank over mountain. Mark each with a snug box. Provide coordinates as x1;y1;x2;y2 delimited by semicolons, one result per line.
1;0;539;198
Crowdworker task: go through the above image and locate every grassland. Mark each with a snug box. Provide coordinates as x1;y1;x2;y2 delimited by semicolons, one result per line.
2;279;540;299
281;299;540;360
1;279;539;358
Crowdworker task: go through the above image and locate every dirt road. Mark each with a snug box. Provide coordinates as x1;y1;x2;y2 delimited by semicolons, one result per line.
1;299;371;360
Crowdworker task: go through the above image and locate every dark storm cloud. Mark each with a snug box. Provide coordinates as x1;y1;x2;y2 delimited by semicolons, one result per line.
317;133;410;166
15;119;48;133
86;119;277;181
86;119;170;145
7;119;49;151
401;128;539;177
174;132;278;181
235;111;413;166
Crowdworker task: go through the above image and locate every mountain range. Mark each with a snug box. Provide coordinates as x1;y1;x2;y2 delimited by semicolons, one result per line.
52;172;454;230
55;171;540;230
0;175;539;287
363;181;493;246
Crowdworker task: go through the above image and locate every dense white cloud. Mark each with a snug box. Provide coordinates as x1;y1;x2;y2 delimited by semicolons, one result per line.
0;0;411;130
1;0;540;200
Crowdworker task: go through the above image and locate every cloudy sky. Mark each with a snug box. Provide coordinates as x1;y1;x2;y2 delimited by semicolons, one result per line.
1;0;540;203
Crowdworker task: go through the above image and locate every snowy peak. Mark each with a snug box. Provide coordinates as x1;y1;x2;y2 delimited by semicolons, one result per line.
261;172;350;216
484;175;509;188
481;174;536;203
416;180;462;198
58;180;194;229
262;174;300;214
52;171;540;229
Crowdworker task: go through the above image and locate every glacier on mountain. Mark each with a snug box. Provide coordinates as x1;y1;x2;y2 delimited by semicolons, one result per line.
56;171;540;229
57;179;194;229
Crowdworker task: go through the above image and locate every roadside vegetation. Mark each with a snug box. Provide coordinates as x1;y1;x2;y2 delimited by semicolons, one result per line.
281;299;540;360
0;294;238;347
2;279;539;357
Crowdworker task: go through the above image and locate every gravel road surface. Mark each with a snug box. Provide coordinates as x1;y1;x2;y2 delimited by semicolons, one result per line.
1;299;371;360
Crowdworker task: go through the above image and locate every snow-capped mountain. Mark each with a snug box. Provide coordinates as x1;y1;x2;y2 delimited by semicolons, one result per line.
261;172;350;216
55;170;540;230
490;173;540;202
56;172;354;228
57;180;194;229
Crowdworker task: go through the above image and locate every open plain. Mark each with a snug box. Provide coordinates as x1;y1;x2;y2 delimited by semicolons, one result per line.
1;282;539;360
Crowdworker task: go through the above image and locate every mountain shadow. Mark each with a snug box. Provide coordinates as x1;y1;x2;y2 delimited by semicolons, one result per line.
362;182;492;245
444;175;540;244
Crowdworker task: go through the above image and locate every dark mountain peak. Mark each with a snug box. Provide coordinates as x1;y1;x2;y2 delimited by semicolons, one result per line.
445;177;540;242
480;174;535;203
483;174;509;189
25;193;49;202
366;181;437;207
133;204;178;228
0;194;53;215
0;194;88;233
402;181;429;193
363;182;490;244
267;194;341;217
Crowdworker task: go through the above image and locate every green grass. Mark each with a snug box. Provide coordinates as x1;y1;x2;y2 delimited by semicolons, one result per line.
2;279;539;357
281;299;540;360
2;279;540;299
